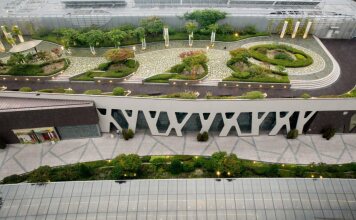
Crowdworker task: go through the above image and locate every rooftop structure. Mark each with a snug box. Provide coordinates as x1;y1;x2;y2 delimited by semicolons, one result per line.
0;178;355;219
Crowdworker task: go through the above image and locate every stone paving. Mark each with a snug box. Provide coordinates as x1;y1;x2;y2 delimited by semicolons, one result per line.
133;48;233;80
1;133;355;180
61;56;106;77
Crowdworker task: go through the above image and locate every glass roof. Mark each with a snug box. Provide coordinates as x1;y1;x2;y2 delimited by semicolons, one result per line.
0;178;355;219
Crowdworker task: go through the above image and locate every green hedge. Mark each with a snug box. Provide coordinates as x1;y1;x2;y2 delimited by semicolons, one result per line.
249;44;313;67
2;152;356;183
145;64;208;83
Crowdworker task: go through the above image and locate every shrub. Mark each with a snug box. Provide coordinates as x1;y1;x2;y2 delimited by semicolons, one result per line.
19;87;32;92
28;166;51;183
223;154;242;176
184;9;227;27
232;71;250;79
169;63;186;73
182;53;208;66
179;50;205;59
78;164;93;178
112;154;141;176
170;159;183;174
122;128;134;140
197;131;209;142
173;155;194;161
52;166;80;181
141;156;151;163
98;62;110;71
104;48;135;63
240;91;265;99
161;92;198;99
243;25;257;35
229;48;249;58
183;162;195;172
274;53;293;61
287;129;299;139
38;87;66;93
140;16;164;36
301;93;311;99
84;89;102;95
217;23;234;34
7;64;43;76
295;54;306;60
2;174;27;184
111;165;123;179
322;127;336;140
112;87;125;96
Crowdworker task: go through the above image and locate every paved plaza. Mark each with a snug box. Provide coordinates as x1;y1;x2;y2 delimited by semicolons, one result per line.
1;178;356;219
0;133;355;180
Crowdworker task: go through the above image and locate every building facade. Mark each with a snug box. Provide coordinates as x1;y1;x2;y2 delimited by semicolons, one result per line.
0;92;355;144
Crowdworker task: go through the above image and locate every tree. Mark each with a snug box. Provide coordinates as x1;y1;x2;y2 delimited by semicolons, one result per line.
184;9;227;28
208;23;219;32
12;26;24;43
104;48;134;63
80;29;105;54
107;29;127;48
140;16;164;36
185;21;198;34
57;28;79;48
135;27;146;49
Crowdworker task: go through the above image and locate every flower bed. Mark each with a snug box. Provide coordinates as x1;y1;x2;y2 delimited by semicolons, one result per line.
223;48;290;83
248;44;313;67
145;50;209;83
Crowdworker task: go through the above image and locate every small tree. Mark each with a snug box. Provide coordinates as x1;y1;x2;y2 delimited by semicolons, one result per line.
107;29;127;48
57;28;79;48
135;27;146;49
104;48;134;63
122;129;134;140
81;30;105;54
140;16;164;36
184;9;227;28
185;21;198;35
12;26;24;43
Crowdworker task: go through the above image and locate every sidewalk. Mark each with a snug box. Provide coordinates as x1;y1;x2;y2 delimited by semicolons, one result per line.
0;132;355;179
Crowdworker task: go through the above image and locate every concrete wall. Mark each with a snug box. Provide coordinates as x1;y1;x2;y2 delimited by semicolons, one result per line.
0;92;355;138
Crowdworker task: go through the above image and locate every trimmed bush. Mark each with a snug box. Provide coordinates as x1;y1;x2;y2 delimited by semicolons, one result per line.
122;129;134;140
112;87;125;96
322;127;336;140
240;91;265;99
197;131;209;142
301;93;311;99
274;53;293;61
232;71;250;79
104;48;135;63
19;87;32;92
98;62;110;71
111;165;123;179
84;89;102;95
287;129;299;139
28;166;51;183
2;174;27;184
183;162;195;172
170;159;183;174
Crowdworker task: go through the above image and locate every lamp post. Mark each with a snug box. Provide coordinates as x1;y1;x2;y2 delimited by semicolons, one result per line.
133;46;136;65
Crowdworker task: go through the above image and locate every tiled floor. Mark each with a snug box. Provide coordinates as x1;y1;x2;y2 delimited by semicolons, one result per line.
1;133;355;180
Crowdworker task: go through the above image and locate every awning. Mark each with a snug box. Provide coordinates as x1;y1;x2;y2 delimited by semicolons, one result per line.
9;40;43;53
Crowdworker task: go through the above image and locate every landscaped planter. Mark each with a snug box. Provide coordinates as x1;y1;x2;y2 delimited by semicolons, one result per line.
219;81;291;89
168;73;209;86
0;71;62;82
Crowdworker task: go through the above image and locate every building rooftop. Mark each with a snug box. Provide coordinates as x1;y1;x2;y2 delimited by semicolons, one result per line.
0;96;94;112
0;178;355;219
0;0;355;18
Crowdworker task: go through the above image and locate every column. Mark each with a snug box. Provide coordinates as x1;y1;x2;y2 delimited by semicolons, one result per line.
292;21;300;38
303;21;313;39
280;20;288;38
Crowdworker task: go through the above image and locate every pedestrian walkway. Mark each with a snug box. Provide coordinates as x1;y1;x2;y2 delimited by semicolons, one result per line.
0;133;355;179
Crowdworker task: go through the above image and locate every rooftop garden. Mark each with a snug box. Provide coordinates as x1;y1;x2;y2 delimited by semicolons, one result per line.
71;48;139;81
2;152;356;184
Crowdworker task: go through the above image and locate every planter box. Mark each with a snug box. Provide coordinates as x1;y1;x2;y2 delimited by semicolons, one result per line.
93;72;135;84
218;81;291;89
